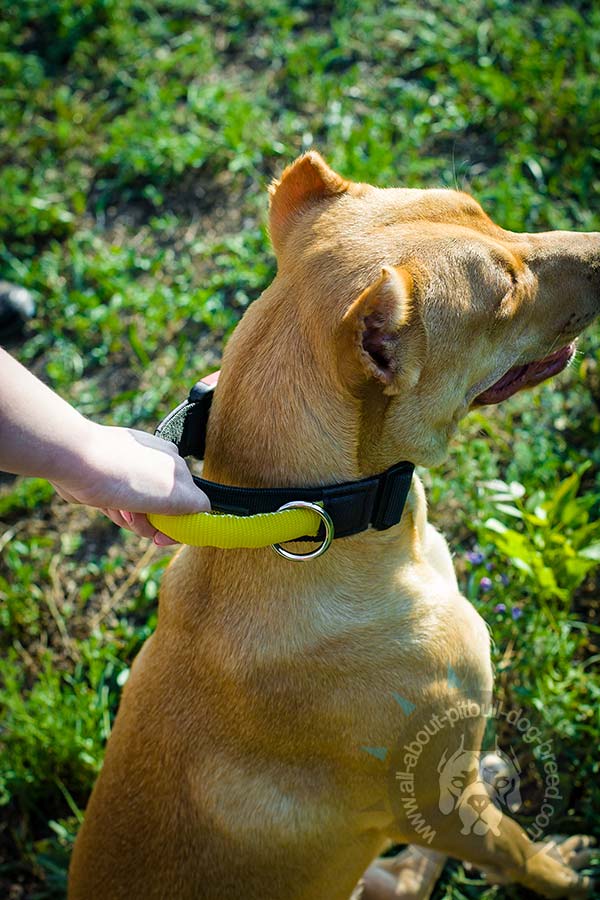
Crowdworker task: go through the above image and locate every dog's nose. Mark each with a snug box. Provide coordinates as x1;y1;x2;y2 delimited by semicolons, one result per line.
467;793;491;813
524;231;600;290
514;230;600;332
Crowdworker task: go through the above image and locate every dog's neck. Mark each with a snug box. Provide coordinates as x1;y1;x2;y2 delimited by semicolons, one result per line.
203;285;407;490
196;281;428;581
203;297;359;488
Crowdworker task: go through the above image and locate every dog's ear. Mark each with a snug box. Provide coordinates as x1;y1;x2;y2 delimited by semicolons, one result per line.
269;151;350;253
340;266;423;395
438;791;455;816
437;747;450;774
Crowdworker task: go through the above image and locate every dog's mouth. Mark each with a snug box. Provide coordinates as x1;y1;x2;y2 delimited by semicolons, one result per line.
474;342;576;406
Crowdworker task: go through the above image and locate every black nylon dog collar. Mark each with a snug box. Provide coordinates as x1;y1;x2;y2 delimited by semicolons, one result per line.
156;375;415;542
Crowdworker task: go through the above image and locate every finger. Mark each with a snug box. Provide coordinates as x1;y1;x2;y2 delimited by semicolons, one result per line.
170;488;212;514
171;459;211;513
153;531;179;546
191;487;211;512
127;513;161;540
119;512;178;545
111;510;178;545
105;508;131;529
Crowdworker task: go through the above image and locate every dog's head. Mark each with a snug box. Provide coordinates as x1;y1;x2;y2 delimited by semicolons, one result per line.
206;152;599;483
270;153;600;469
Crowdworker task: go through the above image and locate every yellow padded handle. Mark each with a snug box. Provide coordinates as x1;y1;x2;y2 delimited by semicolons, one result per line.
147;507;321;549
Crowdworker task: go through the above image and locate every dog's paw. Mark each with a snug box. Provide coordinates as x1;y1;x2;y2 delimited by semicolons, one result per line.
536;835;597;898
546;835;596;869
470;834;597;898
351;847;446;900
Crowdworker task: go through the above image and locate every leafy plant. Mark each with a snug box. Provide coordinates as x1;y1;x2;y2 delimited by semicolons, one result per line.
481;467;600;606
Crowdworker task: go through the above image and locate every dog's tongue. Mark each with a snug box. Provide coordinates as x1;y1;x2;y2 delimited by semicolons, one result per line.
475;343;575;405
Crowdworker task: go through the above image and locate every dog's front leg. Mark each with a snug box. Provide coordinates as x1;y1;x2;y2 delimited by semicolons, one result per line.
406;797;595;898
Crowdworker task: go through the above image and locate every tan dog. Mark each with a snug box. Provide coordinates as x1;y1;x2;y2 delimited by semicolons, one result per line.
69;153;599;900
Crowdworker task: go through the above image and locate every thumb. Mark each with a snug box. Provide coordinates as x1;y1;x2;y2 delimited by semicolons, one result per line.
170;479;212;515
142;485;210;538
147;453;211;515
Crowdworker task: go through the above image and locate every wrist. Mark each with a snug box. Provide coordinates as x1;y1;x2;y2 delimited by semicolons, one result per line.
49;416;105;490
0;348;106;483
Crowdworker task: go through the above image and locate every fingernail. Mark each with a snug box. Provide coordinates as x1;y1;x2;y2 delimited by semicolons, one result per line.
120;510;133;525
153;532;177;547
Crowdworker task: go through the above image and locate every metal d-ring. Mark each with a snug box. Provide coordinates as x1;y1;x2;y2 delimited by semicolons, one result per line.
271;501;334;561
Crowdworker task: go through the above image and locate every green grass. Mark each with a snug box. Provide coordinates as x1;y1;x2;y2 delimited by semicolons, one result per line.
0;0;599;896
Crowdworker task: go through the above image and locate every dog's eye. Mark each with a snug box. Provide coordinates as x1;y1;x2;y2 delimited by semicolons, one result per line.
451;776;464;789
495;776;510;789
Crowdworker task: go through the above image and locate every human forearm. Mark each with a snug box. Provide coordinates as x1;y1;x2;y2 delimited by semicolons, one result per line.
0;347;93;481
0;348;210;543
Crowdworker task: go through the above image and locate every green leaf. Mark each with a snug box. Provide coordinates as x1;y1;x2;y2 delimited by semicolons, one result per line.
484;517;508;535
580;543;600;561
494;502;524;519
512;556;534;576
509;481;526;498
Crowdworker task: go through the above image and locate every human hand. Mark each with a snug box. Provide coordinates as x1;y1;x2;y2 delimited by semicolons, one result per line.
51;423;210;545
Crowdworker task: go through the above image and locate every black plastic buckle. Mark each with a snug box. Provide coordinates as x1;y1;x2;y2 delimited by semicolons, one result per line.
371;462;414;530
155;379;216;460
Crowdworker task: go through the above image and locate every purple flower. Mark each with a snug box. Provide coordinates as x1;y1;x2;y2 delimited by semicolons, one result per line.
486;562;494;572
479;576;493;592
466;550;485;565
500;574;510;586
494;603;506;614
512;606;523;620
